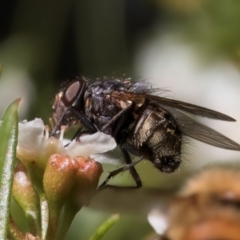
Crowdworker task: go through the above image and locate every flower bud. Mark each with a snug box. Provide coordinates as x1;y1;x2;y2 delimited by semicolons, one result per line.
43;154;80;232
12;162;40;235
16;118;115;239
55;157;103;240
74;157;103;206
44;154;80;206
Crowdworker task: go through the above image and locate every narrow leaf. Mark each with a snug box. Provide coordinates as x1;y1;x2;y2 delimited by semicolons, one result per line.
0;99;20;239
89;214;120;240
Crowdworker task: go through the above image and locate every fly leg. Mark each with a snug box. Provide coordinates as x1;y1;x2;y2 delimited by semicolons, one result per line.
64;128;95;147
71;104;133;142
70;107;99;142
98;154;144;189
71;108;98;132
57;108;98;145
75;129;93;138
98;139;144;189
99;103;144;189
101;103;134;133
50;107;98;136
120;146;143;188
71;128;95;141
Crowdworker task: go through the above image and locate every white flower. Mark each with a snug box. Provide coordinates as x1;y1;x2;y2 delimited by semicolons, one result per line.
17;118;117;167
147;209;169;236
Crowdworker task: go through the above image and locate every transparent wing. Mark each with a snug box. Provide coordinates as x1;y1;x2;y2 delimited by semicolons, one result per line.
111;92;236;121
146;94;236;121
164;107;240;150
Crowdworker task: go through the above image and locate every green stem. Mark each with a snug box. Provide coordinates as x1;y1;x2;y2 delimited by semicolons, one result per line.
47;203;61;240
55;202;82;240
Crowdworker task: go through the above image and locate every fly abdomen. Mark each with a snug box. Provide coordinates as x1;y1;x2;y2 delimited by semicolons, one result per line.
132;104;182;173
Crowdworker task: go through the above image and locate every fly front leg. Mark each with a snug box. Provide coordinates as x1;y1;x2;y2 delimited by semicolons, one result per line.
72;129;96;141
61;108;98;146
101;103;135;134
71;108;98;132
51;107;98;137
64;128;96;147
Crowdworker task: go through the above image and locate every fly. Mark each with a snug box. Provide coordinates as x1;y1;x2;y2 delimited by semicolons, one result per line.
51;77;240;188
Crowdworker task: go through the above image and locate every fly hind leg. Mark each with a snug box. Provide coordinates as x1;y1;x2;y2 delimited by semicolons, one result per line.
98;145;143;189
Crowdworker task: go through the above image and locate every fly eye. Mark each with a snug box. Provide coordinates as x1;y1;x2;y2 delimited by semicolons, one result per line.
62;80;83;107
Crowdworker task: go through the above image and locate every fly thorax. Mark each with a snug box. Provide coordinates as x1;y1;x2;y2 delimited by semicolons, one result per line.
84;84;124;131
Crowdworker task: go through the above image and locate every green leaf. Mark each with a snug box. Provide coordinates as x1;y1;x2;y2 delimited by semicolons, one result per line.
0;99;20;240
89;214;120;240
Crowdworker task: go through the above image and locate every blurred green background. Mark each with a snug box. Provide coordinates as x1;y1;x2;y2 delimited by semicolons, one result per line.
1;0;240;239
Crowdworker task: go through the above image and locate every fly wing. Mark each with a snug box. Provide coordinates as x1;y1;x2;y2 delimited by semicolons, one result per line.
164;107;240;150
145;94;236;121
111;92;236;121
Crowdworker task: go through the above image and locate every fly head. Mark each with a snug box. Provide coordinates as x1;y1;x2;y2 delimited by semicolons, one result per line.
51;77;86;135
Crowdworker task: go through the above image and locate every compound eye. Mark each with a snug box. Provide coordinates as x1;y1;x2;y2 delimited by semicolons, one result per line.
62;80;83;107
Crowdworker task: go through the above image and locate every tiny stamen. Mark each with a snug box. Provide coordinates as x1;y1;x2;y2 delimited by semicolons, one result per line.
49;118;55;127
60;125;67;141
44;126;50;139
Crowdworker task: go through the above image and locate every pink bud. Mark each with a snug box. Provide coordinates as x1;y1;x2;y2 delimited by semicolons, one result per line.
73;157;103;206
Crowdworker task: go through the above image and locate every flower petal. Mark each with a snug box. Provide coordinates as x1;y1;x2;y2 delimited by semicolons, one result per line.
147;209;169;235
66;132;116;158
17;118;45;157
